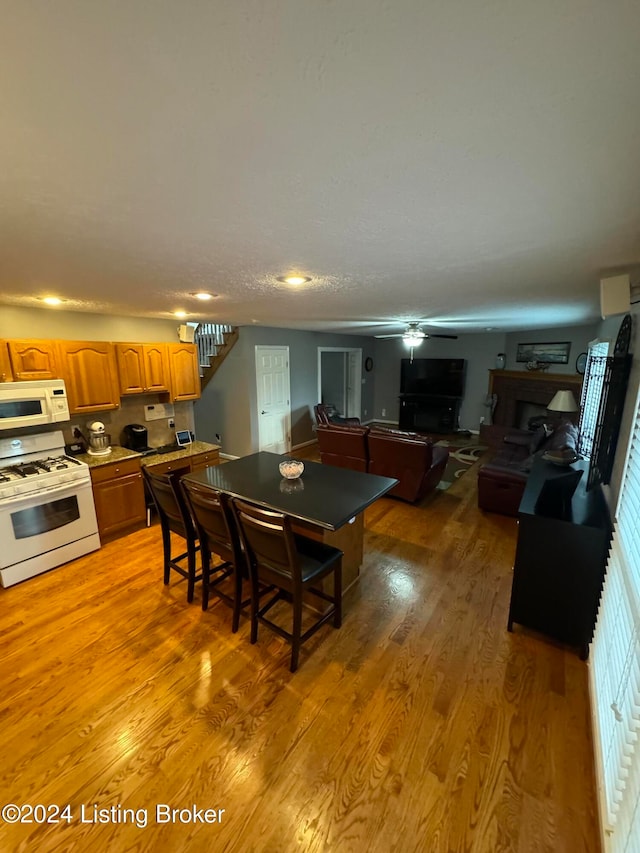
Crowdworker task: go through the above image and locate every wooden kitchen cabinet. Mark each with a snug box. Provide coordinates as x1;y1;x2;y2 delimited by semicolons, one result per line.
167;343;201;401
90;457;146;539
0;342;13;382
143;447;219;478
57;340;120;414
7;339;59;381
115;343;170;395
190;449;220;472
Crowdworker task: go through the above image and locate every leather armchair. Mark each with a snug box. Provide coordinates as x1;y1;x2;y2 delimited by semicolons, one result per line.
314;403;361;427
316;423;369;472
367;427;448;503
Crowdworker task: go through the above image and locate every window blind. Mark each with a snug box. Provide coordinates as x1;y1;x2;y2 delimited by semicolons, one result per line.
590;383;640;851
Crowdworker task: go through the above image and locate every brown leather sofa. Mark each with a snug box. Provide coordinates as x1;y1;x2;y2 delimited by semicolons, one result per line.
316;423;449;502
477;421;579;517
314;423;369;472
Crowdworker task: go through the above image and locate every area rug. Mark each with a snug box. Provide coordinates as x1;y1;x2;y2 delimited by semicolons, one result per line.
434;440;488;491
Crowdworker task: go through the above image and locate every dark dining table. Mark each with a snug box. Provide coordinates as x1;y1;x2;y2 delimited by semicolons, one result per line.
182;451;398;591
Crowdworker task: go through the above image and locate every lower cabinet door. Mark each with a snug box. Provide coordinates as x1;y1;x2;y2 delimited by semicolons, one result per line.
93;473;146;538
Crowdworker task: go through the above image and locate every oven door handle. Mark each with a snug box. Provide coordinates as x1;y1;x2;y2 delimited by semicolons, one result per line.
2;480;89;505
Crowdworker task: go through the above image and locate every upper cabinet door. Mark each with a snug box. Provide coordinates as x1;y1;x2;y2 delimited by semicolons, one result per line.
143;344;170;393
115;344;146;395
116;343;170;395
0;341;13;382
7;340;59;381
168;343;201;401
57;340;120;414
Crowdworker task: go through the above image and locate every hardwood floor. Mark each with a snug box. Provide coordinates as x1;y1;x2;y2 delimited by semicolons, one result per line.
0;443;601;852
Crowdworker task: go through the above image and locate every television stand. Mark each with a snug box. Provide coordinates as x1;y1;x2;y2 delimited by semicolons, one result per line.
398;394;461;434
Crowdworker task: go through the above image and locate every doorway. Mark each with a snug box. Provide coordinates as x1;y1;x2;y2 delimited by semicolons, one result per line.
317;348;362;419
255;346;291;453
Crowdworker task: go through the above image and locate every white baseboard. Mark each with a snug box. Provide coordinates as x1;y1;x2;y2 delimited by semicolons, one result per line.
291;438;317;451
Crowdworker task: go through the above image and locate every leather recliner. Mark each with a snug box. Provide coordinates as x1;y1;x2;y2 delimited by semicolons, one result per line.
315;423;369;472
367;427;449;503
316;423;449;502
314;403;361;427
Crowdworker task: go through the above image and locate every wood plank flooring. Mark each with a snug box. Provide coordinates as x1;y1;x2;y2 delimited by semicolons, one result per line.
0;443;601;852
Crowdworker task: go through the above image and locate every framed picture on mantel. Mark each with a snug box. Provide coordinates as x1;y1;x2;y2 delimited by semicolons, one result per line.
516;341;571;365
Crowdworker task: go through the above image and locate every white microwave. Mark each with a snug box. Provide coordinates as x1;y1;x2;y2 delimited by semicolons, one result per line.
0;379;70;431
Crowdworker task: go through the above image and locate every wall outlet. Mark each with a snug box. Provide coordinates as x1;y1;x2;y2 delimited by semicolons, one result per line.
479;416;485;425
364;409;368;416
168;418;175;428
381;408;386;417
70;424;79;434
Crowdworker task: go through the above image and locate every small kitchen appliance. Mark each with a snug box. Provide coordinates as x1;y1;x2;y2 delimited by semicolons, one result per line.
123;423;149;452
87;421;111;456
0;379;69;431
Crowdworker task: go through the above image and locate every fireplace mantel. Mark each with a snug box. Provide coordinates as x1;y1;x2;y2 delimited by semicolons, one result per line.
487;369;583;429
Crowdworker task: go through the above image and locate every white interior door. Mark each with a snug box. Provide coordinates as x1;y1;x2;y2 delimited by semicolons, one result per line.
255;346;291;453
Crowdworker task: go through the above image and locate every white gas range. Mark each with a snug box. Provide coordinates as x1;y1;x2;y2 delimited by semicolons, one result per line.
0;430;100;588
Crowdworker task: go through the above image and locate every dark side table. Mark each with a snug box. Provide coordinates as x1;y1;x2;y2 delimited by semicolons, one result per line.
507;457;612;659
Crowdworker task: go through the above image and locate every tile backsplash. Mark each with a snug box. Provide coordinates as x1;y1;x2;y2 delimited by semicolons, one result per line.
64;394;195;448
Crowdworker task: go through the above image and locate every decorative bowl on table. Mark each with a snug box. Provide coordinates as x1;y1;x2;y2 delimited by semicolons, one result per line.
279;459;304;479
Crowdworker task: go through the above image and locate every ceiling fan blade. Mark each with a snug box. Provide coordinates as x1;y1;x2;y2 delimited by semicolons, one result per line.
374;333;403;339
428;333;458;339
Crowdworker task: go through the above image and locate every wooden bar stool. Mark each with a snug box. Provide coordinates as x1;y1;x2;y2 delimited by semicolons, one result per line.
142;467;201;602
231;498;343;672
180;480;249;631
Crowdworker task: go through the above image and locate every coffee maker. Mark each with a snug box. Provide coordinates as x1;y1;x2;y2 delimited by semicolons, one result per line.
123;423;150;452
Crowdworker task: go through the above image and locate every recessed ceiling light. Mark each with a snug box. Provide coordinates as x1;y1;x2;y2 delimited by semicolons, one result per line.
40;296;65;305
277;275;312;285
190;291;216;300
174;310;188;318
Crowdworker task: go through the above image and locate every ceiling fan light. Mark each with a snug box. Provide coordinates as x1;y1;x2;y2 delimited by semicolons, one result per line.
404;334;424;347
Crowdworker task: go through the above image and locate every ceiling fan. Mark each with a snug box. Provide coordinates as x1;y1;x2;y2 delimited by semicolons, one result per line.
374;322;458;344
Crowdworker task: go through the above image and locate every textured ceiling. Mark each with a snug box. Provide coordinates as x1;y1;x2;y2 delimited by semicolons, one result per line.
1;1;639;336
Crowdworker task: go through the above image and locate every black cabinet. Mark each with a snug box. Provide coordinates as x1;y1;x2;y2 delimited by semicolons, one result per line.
508;457;611;658
398;395;461;434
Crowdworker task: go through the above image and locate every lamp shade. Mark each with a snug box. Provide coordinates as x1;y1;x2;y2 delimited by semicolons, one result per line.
547;390;579;413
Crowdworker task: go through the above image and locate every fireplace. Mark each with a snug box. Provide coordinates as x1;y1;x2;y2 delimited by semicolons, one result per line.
483;370;582;440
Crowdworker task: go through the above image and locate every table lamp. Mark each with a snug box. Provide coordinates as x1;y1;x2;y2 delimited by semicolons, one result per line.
547;390;579;414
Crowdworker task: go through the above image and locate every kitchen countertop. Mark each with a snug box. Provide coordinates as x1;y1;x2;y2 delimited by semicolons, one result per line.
77;440;221;469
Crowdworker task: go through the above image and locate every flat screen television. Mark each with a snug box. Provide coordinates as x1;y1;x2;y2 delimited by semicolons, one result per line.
400;358;465;397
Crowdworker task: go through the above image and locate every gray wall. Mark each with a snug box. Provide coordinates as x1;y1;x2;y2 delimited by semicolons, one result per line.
194;326;376;457
504;324;598;373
